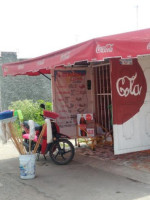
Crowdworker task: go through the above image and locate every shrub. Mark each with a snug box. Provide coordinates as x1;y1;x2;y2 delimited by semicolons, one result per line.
8;99;53;125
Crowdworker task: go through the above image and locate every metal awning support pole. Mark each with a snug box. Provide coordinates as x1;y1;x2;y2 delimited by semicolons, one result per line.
39;71;51;81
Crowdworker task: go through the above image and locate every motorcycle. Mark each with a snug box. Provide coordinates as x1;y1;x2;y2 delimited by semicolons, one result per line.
22;104;75;165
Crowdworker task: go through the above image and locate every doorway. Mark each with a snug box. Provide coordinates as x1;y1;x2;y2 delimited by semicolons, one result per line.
93;63;112;134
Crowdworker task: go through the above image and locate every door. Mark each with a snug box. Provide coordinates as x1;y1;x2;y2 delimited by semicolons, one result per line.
94;63;112;133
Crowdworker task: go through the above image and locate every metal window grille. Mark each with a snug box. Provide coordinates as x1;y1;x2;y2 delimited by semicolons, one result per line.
94;64;112;132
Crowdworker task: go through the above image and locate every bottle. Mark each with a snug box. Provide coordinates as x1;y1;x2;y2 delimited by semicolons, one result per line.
79;114;87;136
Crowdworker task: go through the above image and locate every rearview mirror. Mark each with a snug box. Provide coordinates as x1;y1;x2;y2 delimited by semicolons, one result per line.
40;104;45;109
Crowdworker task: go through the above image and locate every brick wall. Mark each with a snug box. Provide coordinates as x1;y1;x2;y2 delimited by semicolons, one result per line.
0;52;52;110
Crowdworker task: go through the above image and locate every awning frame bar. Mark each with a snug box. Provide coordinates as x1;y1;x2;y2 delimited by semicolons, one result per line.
39;71;51;81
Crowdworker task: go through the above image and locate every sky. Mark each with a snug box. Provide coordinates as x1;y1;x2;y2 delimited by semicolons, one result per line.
0;0;150;58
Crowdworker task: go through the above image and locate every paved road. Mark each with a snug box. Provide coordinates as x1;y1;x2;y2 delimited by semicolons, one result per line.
1;141;150;200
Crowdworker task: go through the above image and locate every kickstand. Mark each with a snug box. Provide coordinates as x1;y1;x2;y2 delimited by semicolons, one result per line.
36;153;40;161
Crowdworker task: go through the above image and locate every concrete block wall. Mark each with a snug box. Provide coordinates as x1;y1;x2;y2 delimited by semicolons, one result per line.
0;52;52;110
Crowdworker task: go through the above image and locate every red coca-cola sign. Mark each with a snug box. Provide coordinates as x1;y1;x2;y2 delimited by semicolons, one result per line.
86;114;92;121
111;58;147;124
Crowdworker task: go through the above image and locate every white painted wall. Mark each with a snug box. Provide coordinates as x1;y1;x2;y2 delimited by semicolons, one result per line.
114;55;150;154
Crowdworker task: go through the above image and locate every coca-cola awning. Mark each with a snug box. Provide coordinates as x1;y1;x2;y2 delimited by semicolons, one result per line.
2;28;150;76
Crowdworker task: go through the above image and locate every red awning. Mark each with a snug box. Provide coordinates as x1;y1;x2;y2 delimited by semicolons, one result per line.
2;28;150;76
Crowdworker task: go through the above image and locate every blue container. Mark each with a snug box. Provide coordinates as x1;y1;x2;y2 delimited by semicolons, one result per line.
0;110;13;120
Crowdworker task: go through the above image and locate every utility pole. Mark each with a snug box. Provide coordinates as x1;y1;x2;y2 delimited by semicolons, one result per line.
136;4;139;29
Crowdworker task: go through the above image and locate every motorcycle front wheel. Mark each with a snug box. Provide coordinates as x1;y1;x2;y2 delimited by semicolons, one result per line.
49;139;75;165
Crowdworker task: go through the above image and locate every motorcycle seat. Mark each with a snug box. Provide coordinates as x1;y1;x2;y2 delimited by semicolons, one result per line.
22;134;38;142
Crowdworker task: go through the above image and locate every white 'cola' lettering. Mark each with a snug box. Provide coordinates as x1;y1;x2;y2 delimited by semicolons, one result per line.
116;73;142;97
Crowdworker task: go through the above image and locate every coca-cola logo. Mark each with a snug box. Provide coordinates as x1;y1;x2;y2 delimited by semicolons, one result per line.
147;42;150;50
18;64;24;69
4;67;8;72
60;51;70;61
111;58;147;125
96;44;114;53
116;73;142;97
86;114;92;121
37;59;45;66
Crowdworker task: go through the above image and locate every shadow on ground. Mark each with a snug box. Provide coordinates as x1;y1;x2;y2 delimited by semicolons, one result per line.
1;151;150;200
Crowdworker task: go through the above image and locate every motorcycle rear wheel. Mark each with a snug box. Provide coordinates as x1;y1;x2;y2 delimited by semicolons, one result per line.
49;139;75;165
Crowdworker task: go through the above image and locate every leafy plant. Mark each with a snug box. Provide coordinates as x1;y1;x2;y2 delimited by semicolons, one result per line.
9;99;53;125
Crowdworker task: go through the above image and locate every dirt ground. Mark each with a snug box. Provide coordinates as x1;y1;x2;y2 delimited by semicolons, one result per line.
77;142;150;173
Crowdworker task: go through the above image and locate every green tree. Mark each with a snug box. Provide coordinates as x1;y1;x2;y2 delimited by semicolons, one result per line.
9;99;53;125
